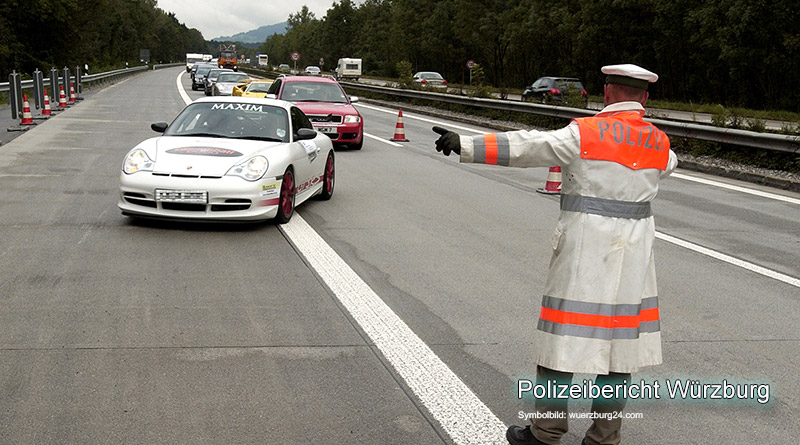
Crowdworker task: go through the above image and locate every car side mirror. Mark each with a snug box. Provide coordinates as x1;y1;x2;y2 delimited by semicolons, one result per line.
349;96;359;103
151;122;168;133
295;128;317;141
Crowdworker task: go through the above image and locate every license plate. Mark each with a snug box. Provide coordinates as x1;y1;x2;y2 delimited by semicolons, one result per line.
155;189;208;203
316;126;337;134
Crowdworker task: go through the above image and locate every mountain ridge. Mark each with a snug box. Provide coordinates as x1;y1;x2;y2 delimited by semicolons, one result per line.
212;22;288;43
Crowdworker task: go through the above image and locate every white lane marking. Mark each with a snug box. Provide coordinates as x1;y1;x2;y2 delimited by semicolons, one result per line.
281;215;506;444
176;69;505;444
0;174;65;177
176;71;192;105
670;172;800;205
364;132;402;147
655;232;800;288
355;103;488;134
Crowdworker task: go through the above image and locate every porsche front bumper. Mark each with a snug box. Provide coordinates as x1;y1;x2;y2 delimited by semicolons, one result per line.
118;172;284;221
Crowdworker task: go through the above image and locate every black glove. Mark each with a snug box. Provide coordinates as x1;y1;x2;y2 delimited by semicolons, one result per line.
433;126;461;156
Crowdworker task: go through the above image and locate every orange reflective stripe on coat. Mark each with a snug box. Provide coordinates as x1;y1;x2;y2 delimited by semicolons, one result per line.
537;295;660;340
472;133;510;165
574;111;669;170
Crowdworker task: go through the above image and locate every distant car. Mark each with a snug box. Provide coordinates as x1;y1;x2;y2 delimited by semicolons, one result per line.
278;64;291;72
413;71;447;88
267;75;364;150
191;65;215;90
240;80;274;98
118;96;335;223
304;66;322;76
522;77;588;105
204;68;232;96
213;72;250;96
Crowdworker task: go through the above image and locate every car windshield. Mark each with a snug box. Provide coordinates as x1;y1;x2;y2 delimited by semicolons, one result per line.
247;83;272;93
555;79;584;90
164;102;290;143
418;72;443;80
218;73;248;83
208;70;226;80
280;82;348;103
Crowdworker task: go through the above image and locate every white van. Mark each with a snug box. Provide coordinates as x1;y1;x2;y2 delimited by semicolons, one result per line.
335;58;362;81
185;53;205;72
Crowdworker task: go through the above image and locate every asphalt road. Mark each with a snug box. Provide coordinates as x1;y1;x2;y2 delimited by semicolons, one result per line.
0;68;798;444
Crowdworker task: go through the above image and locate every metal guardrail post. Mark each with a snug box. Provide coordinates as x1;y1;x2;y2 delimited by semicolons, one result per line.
8;71;21;119
74;65;82;98
32;69;44;110
62;67;71;99
49;68;59;97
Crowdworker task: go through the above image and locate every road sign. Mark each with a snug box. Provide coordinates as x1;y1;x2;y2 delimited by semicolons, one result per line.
466;59;475;70
291;51;300;62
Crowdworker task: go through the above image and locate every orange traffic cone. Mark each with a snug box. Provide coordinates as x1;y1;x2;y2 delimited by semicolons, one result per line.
68;82;76;104
58;85;68;108
389;109;409;142
536;166;562;195
42;88;53;116
20;94;35;125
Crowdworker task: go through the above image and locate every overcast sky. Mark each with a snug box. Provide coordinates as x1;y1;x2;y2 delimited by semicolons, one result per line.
157;0;337;40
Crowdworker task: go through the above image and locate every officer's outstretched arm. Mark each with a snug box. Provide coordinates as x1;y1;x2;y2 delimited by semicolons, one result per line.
432;126;461;156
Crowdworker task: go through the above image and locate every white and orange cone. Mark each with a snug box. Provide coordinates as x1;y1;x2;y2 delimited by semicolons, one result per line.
389;109;409;142
536;166;562;195
20;94;35;125
58;85;68;108
42;88;53;116
68;82;76;104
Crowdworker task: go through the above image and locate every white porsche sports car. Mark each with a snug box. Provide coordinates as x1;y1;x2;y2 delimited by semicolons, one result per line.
118;97;335;222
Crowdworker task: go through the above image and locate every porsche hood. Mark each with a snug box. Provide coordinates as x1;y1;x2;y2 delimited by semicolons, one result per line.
149;136;280;176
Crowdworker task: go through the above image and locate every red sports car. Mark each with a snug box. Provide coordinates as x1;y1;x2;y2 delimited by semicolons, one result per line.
266;75;364;150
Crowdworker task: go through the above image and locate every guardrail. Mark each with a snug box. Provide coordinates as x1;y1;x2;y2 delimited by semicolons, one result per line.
341;82;800;154
1;65;148;95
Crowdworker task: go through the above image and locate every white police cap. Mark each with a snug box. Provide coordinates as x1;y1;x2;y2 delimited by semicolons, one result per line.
602;64;658;89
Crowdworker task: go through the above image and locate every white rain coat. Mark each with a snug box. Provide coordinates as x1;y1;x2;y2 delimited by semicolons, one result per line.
458;102;678;374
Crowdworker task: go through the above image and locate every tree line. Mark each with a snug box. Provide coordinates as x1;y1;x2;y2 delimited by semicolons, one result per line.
258;0;800;112
2;0;796;112
0;0;206;75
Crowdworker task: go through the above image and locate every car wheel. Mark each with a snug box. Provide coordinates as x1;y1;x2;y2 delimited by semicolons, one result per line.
191;84;197;91
318;152;335;200
276;168;296;224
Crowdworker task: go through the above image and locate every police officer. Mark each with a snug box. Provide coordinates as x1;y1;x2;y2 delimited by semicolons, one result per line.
433;64;678;445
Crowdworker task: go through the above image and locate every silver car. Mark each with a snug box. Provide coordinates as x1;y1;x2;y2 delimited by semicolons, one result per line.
118;97;335;223
213;72;250;96
412;71;448;88
204;68;232;96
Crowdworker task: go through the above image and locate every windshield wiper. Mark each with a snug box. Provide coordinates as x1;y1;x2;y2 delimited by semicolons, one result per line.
232;136;284;142
172;132;227;138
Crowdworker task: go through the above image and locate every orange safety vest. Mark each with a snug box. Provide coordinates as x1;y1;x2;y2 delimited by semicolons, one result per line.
573;110;670;171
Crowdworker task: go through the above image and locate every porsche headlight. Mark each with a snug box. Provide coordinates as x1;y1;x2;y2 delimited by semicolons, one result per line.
343;114;361;123
123;149;154;174
226;156;268;181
